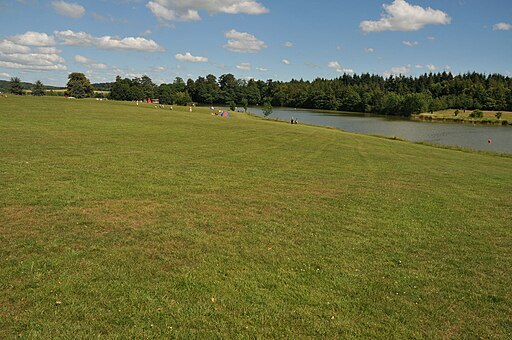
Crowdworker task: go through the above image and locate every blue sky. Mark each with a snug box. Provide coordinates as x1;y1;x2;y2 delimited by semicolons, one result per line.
0;0;511;86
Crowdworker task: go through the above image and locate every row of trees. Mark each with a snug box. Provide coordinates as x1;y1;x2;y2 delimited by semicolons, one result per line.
9;71;512;116
8;77;46;96
7;73;95;98
108;72;512;116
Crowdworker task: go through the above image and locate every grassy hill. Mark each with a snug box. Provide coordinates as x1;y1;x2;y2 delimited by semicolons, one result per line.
1;96;511;338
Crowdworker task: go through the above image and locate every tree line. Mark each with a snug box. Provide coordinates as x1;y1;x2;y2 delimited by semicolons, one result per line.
7;71;512;116
108;72;512;116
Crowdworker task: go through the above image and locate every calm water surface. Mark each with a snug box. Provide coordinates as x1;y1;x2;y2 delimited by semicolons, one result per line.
248;107;512;154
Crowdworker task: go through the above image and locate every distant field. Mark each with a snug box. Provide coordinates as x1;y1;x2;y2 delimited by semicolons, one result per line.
417;109;512;124
1;96;511;338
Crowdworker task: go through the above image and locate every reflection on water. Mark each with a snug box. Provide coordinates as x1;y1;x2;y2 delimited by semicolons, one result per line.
248;107;512;154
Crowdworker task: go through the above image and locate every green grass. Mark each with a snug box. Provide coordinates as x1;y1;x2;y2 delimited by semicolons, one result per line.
1;96;511;338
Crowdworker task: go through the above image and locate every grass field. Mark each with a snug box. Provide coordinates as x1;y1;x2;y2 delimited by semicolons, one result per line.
1;96;511;338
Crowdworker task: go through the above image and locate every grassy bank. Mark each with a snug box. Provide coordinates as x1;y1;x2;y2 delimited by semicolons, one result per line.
415;109;512;125
1;96;511;338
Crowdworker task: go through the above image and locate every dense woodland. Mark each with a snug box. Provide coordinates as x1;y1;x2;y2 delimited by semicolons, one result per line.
108;72;512;116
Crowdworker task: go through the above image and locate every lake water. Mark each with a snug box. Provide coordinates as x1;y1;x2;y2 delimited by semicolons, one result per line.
247;107;512;154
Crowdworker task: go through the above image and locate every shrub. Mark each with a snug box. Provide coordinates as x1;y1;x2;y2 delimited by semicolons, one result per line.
495;112;502;120
469;109;483;118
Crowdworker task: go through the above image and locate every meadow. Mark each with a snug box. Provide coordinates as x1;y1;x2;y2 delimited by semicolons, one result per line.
1;96;511;338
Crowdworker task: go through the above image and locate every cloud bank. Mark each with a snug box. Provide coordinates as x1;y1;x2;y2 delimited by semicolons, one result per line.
146;0;268;22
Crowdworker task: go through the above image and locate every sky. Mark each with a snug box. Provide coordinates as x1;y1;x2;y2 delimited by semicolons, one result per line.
0;0;511;86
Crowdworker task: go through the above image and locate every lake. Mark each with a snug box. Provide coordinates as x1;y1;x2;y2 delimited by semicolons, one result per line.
247;107;512;154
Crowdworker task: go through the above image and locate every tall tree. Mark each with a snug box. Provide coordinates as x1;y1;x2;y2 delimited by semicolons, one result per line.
32;80;45;96
66;72;94;98
9;77;23;95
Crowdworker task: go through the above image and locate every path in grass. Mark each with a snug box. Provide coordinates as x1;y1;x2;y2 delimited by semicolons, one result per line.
1;96;511;338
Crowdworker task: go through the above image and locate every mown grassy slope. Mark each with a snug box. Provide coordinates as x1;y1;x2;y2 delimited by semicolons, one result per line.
1;96;511;338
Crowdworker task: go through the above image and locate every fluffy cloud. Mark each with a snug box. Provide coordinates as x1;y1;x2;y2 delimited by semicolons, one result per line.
7;31;56;46
175;52;208;62
327;61;353;73
282;59;290;65
256;67;267;72
0;34;65;71
74;55;108;69
54;30;164;52
0;51;66;71
365;47;375;53
360;0;451;32
426;64;437;71
414;64;438;74
236;62;251;70
0;40;31;53
224;29;267;53
385;65;411;76
402;40;418;47
37;47;62;54
146;0;268;22
51;1;85;19
493;22;512;31
284;41;293;48
0;72;11;79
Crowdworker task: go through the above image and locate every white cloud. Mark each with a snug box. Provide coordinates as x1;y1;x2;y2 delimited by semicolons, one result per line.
236;62;251;70
146;0;268;22
256;67;267;72
402;40;418;47
175;52;208;62
51;1;85;19
74;55;108;69
426;64;437;71
0;52;64;66
0;50;66;71
327;61;353;73
0;35;66;71
493;22;512;31
365;47;375;53
54;30;164;52
151;66;166;72
427;36;435;40
0;40;31;53
360;0;451;32
223;29;267;53
385;65;410;76
0;61;66;70
415;64;423;69
0;72;11;79
7;31;56;46
284;41;293;48
282;59;290;65
37;47;62;54
142;29;152;36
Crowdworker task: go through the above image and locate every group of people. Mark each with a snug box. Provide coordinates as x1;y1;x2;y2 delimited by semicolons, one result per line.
290;117;298;124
